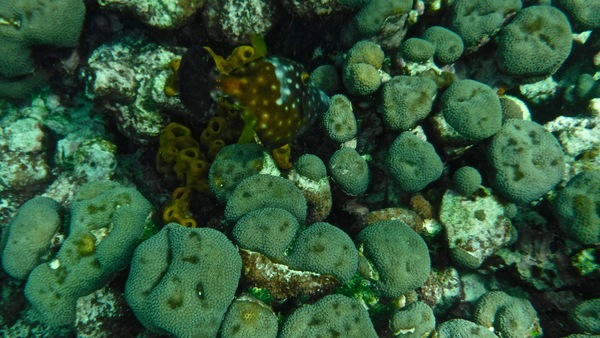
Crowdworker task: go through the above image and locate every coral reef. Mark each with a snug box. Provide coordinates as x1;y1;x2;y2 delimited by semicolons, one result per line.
1;1;600;337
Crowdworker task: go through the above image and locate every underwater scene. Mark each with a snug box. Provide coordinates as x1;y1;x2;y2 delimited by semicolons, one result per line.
1;0;600;337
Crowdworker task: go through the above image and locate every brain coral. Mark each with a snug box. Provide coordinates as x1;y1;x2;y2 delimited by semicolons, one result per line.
294;154;327;181
450;0;522;48
328;147;370;196
219;297;279;338
232;207;301;262
322;94;358;143
379;75;438;131
387;132;443;193
400;38;435;62
435;318;498;338
422;26;464;64
0;0;86;98
286;222;358;283
342;0;413;45
390;301;436;338
224;174;307;224
474;291;540;338
24;181;151;326
209;143;266;203
487;119;565;205
125;223;241;337
342;63;382;96
440;79;503;141
341;40;385;96
453;166;482;196
279;294;378;337
553;171;600;245
570;298;600;334
554;0;600;32
357;220;431;298
1;197;63;280
496;5;573;83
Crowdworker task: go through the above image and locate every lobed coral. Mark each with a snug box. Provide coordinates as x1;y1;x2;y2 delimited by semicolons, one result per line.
125;223;241;337
24;181;151;326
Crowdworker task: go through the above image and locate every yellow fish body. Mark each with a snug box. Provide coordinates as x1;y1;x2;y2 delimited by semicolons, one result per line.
214;55;329;148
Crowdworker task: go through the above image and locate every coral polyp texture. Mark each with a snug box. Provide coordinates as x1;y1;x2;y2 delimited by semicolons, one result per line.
496;5;573;83
2;0;600;337
24;181;151;326
125;223;241;337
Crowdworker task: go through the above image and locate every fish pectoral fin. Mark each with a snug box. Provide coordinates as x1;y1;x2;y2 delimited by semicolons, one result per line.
237;110;258;144
249;34;267;59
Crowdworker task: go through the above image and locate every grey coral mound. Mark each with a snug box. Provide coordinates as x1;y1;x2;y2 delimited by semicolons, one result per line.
232;207;301;262
474;291;540;338
279;294;378;338
125;223;242;337
286;222;358;283
1;197;63;280
24;181;151;326
358;220;431;297
379;76;438;131
553;171;600;245
570;298;600;335
220;298;279;338
440;79;502;141
225;174;307;224
435;318;498;338
488;119;565;204
387;132;443;193
390;301;436;338
496;5;572;83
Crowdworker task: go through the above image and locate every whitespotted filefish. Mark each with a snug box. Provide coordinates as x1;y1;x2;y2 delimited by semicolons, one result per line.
214;55;330;148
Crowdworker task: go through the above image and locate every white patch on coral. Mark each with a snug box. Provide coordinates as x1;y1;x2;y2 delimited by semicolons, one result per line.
519;76;557;104
258;150;283;177
49;259;61;269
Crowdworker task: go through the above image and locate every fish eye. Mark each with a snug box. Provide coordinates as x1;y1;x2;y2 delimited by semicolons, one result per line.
301;72;309;85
